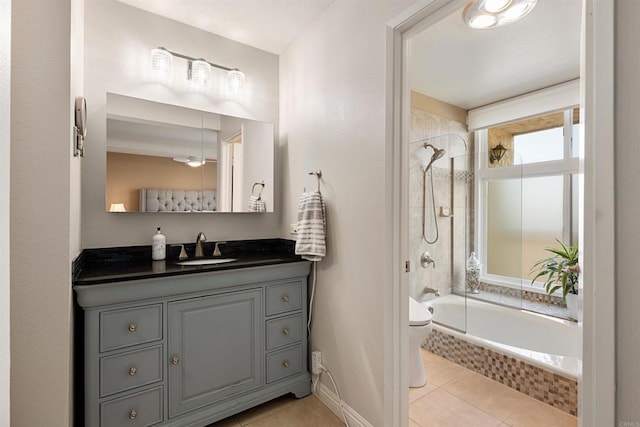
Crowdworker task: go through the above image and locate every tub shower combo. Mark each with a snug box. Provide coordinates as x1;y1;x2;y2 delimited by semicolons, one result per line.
408;133;579;415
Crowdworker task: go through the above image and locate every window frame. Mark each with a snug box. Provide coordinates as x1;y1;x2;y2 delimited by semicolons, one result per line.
474;108;580;292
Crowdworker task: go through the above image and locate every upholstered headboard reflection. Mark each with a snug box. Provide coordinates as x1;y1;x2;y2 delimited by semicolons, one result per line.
140;189;216;212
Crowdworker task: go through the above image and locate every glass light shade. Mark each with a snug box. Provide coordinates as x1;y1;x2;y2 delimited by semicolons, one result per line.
469;14;497;29
227;70;245;89
187;158;205;167
190;60;212;87
463;0;537;29
484;0;511;13
150;48;173;79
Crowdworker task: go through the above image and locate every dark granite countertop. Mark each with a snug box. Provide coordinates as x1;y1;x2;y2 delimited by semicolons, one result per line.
73;239;304;286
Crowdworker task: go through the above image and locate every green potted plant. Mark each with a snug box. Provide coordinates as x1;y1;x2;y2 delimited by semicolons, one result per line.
530;239;580;319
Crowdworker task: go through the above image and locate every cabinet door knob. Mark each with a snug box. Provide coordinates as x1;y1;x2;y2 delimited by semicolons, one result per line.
129;409;138;420
282;328;290;336
129;367;137;376
282;360;290;368
171;356;180;365
282;295;289;302
128;323;137;333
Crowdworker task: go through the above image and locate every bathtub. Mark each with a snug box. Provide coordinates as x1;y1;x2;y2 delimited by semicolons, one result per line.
425;294;580;380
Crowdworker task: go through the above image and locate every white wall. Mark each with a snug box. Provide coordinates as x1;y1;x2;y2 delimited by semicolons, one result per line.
280;1;413;424
0;0;11;424
616;0;640;424
10;0;80;424
83;0;280;248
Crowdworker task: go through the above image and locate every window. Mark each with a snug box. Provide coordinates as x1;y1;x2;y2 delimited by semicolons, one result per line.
476;109;580;287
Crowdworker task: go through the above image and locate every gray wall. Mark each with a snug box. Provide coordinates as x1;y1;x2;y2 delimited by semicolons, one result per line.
279;1;413;424
616;0;640;424
10;0;83;424
82;0;280;248
0;0;10;423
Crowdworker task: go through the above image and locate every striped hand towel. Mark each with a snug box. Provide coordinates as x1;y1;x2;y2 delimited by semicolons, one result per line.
295;191;326;261
248;195;266;213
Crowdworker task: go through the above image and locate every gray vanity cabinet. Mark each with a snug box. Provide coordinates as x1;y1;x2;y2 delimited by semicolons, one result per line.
75;261;311;427
167;289;263;417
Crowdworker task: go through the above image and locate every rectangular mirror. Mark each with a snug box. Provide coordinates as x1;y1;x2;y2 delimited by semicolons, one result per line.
105;93;274;213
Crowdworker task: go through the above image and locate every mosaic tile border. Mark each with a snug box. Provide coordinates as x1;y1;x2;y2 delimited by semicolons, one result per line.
424;329;577;416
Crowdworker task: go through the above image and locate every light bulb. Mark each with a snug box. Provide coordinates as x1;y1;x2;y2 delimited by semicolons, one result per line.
150;48;173;80
469;14;497;29
501;2;532;22
227;69;245;97
190;60;212;87
483;0;511;13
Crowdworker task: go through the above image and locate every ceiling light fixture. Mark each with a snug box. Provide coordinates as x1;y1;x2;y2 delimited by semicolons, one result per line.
463;0;537;30
150;47;245;94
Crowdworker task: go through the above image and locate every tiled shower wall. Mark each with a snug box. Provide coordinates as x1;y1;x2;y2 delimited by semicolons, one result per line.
409;107;472;301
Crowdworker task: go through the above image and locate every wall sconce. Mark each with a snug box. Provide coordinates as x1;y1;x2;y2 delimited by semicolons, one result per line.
462;0;538;30
150;47;245;94
489;143;508;164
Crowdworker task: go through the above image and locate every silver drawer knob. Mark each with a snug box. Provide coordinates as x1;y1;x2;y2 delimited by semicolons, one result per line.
282;295;289;302
129;409;138;420
282;328;290;336
129;367;137;376
171;356;180;365
282;361;290;368
128;323;137;333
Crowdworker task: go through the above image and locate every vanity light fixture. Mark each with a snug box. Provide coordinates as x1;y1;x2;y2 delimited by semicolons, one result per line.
150;47;245;93
462;0;538;30
489;143;508;163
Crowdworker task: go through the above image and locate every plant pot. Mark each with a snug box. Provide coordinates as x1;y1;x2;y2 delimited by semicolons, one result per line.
565;293;578;320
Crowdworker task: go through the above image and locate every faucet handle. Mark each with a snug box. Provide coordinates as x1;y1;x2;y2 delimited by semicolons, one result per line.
178;244;188;260
213;242;227;257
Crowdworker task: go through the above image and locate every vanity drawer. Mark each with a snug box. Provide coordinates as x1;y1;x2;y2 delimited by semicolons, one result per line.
100;345;163;397
266;345;303;384
266;314;302;351
100;386;163;427
265;282;302;316
100;305;162;352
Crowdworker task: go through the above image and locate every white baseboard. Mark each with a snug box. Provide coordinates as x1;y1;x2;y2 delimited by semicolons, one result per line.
314;382;373;427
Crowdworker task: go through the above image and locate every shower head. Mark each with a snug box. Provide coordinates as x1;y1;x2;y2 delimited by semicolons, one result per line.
423;143;446;171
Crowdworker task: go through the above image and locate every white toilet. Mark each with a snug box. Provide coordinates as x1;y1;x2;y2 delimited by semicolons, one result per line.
409;296;433;388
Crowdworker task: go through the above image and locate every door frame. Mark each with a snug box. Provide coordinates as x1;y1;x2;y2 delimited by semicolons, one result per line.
383;1;615;426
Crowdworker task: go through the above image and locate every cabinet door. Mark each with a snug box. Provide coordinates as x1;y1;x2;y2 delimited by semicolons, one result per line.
168;289;263;417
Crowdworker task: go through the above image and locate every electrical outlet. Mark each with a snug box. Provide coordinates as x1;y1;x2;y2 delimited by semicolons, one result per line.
290;223;298;234
311;350;322;375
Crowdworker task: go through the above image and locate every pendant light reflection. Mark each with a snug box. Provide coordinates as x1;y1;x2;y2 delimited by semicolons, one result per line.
463;0;537;30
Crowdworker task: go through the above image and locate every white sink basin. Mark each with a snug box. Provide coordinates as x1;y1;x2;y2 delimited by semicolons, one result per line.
176;258;237;266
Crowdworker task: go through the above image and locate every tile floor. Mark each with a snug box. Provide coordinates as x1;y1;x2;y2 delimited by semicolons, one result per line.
209;349;578;426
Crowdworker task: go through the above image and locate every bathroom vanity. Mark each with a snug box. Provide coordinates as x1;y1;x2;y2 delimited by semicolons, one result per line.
73;243;311;427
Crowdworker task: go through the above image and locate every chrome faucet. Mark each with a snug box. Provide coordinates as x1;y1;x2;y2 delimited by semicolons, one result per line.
195;232;207;257
423;286;440;297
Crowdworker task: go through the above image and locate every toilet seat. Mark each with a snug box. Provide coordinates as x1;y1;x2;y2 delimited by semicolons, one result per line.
409;296;432;326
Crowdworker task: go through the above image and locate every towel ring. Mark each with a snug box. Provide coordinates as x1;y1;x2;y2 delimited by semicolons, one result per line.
308;170;322;192
251;181;265;197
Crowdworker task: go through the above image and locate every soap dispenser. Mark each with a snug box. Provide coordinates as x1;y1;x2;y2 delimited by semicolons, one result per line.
466;252;481;294
152;227;166;261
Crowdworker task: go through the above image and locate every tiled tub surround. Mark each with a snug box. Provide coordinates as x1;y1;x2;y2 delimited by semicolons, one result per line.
459;281;574;320
423;295;578;415
409;105;472;301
